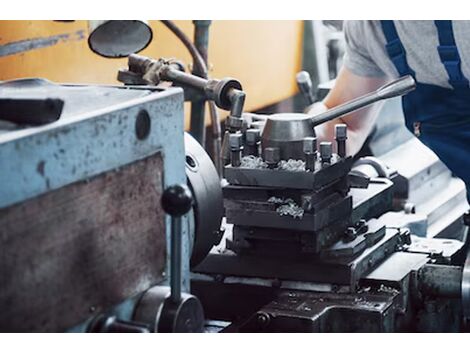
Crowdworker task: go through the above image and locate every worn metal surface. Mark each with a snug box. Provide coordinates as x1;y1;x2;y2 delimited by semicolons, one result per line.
351;179;393;223
405;236;464;263
0;81;183;208
224;156;353;190
195;227;400;287
225;196;351;232
0;154;166;332
0;82;191;331
238;290;397;332
418;264;462;298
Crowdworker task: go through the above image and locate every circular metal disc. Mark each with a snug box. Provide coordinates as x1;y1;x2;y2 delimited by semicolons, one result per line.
184;133;223;267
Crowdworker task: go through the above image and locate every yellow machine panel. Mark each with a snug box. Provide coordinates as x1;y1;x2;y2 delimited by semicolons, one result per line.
0;20;303;126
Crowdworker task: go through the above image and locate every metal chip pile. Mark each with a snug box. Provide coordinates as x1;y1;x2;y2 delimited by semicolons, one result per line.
240;155;268;169
277;159;306;172
240;156;306;172
268;196;304;219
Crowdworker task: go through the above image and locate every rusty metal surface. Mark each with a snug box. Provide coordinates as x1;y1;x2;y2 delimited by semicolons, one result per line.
0;153;166;332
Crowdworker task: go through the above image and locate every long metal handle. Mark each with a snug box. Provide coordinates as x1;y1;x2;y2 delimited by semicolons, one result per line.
170;216;182;303
161;184;193;304
310;75;416;127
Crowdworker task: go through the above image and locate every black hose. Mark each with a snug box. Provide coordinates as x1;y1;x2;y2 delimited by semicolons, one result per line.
160;20;208;77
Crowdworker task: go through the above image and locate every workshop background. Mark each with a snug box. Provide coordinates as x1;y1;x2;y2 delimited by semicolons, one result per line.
1;20;469;334
0;20;316;128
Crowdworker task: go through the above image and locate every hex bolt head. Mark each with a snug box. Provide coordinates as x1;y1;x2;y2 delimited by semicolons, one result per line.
335;124;348;140
246;129;261;145
320;142;332;163
303;137;317;154
264;147;280;168
229;132;243;150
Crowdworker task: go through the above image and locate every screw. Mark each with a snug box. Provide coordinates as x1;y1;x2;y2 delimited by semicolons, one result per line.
229;133;243;167
335;124;347;158
320;142;332;164
256;312;271;327
303;137;317;172
264;147;280;169
343;227;357;242
245;129;261;156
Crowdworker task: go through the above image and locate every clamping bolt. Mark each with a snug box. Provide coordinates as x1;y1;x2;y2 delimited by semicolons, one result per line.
335;124;347;158
303;137;317;172
264;147;281;169
320;142;333;165
229;132;244;167
245;129;261;157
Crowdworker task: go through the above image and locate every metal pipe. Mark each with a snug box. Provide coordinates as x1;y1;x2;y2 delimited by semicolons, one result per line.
160;20;207;75
209;101;222;175
189;21;212;146
310;75;416;127
160;66;207;89
161;20;222;172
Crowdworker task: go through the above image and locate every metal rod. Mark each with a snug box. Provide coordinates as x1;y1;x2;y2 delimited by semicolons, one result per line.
161;67;207;89
170;216;182;303
310;75;416;127
160;20;207;74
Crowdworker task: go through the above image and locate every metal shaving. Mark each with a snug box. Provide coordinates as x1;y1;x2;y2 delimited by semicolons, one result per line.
268;197;304;219
277;159;306;172
240;156;307;172
240;155;268;169
378;284;399;294
267;196;284;204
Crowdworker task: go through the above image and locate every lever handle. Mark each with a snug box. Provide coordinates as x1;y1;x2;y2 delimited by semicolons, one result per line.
310;75;416;127
296;71;315;105
161;184;193;303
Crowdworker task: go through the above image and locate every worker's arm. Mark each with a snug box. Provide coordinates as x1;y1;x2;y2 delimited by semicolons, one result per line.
311;66;387;156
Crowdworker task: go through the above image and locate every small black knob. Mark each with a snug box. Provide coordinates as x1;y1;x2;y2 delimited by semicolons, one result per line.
161;184;193;216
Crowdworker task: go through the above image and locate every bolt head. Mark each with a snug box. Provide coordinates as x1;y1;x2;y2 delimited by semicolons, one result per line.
303;137;317;153
264;147;280;164
319;142;332;159
335;124;347;140
229;132;243;149
245;129;261;145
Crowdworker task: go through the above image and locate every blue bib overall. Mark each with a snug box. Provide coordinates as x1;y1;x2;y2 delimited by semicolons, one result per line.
380;20;470;203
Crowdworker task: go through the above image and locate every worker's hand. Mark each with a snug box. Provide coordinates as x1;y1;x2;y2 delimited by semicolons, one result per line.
315;66;387;156
304;101;328;116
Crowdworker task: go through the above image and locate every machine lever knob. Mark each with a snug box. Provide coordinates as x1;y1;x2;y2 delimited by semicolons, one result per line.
296;71;315;105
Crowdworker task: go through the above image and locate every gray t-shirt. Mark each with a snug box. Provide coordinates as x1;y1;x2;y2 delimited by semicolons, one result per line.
343;20;470;89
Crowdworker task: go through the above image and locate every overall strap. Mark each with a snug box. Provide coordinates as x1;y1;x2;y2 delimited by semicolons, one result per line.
380;20;415;77
434;20;469;89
